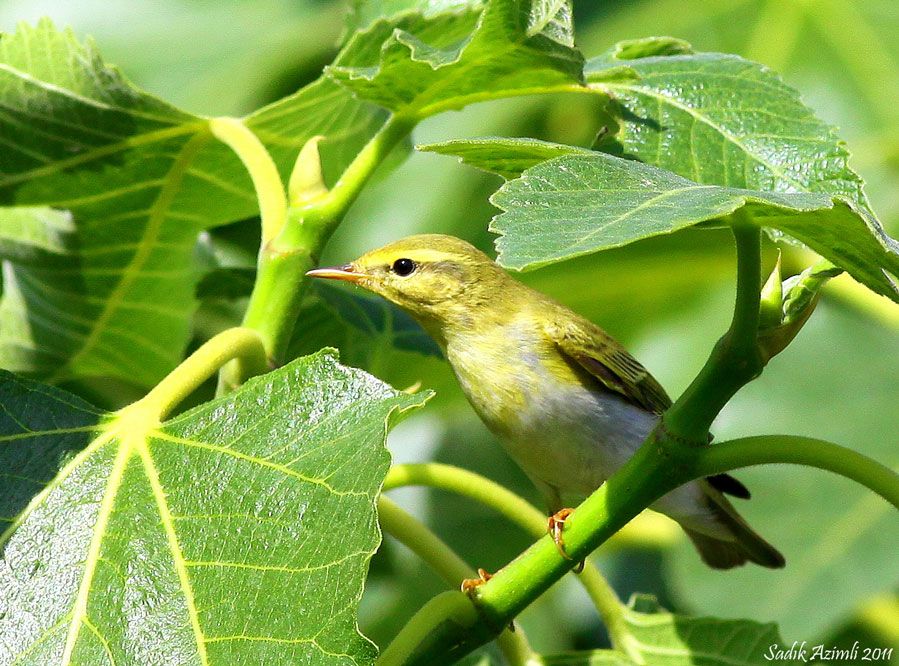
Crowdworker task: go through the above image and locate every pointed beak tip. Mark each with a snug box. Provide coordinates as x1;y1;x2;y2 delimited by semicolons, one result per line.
305;264;366;283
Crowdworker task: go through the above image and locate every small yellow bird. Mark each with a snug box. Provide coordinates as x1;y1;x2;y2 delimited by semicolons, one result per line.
308;234;784;569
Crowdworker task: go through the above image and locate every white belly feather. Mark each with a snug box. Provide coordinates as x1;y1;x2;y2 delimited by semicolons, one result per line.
447;326;716;530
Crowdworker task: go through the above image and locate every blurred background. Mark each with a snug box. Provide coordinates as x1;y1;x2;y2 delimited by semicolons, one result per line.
3;0;896;660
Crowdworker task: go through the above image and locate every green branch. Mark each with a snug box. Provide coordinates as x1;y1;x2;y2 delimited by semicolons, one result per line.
696;436;899;508
394;441;675;663
401;429;899;662
377;496;533;666
384;463;642;660
378;495;473;585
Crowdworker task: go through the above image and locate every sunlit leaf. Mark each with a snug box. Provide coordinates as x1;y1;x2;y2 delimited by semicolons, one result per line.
0;351;427;665
589;41;869;208
0;207;75;265
328;0;583;117
464;595;787;665
346;0;486;35
0;20;386;387
419;136;590;178
0;20;214;385
490;152;899;300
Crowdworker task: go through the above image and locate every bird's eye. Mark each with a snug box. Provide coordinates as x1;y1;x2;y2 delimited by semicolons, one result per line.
392;258;417;276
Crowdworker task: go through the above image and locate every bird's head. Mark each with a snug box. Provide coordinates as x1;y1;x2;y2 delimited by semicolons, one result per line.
307;234;510;338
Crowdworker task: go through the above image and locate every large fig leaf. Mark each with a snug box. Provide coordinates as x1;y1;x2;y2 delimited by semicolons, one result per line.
0;20;385;387
0;351;426;665
488;151;899;301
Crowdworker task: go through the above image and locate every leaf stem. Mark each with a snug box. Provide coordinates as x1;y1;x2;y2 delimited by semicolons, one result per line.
384;463;641;659
138;327;267;420
663;217;763;442
399;441;677;663
384;463;544;534
377;496;533;666
375;591;481;666
696;436;899;508
209;117;288;243
378;495;473;585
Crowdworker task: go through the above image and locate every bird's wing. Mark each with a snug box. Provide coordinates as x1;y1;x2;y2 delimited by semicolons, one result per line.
546;316;672;414
546;313;755;499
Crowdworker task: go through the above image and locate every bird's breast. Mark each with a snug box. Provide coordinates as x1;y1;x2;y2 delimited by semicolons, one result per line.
445;323;657;497
445;323;558;432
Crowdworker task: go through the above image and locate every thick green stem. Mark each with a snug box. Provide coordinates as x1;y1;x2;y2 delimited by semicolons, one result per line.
377;496;533;666
238;219;318;365
383;464;640;659
404;428;899;662
402;439;678;663
218;115;415;394
696;436;899;508
663;218;763;442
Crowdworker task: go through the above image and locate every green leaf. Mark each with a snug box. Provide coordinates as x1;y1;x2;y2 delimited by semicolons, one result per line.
489;595;787;665
346;0;486;35
616;594;783;665
489;152;899;301
0;370;102;529
0;19;215;386
0;20;387;387
418;137;591;178
328;0;584;118
607;36;694;60
0;207;75;264
0;351;427;665
195;267;258;301
587;42;868;208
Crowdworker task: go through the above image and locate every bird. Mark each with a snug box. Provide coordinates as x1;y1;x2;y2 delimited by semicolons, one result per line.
307;234;785;569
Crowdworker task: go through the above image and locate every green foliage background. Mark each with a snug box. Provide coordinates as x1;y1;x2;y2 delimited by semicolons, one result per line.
2;0;896;659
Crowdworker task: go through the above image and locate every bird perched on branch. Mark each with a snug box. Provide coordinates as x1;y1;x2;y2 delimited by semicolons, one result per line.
308;234;784;569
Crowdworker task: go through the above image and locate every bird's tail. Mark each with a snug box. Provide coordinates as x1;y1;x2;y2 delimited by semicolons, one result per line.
683;480;785;570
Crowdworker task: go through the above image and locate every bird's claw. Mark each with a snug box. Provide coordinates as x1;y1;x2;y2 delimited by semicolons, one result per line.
460;568;493;595
547;508;584;573
548;508;575;556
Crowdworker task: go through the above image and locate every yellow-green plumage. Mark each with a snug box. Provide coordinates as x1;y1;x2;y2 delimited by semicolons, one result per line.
308;234;784;569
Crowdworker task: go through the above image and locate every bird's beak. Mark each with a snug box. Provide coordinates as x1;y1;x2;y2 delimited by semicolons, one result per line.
305;263;368;283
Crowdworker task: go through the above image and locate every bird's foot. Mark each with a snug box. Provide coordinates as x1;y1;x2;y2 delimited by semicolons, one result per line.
460;568;493;595
547;508;574;556
547;508;585;573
